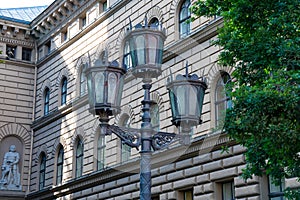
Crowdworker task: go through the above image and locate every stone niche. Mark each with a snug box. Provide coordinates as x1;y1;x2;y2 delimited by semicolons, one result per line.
0;136;23;191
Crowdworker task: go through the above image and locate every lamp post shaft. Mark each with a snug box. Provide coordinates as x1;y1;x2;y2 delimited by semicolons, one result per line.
140;80;153;200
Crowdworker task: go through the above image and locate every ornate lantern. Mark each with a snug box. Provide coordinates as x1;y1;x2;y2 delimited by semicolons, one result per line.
123;20;167;79
85;58;125;118
167;64;207;131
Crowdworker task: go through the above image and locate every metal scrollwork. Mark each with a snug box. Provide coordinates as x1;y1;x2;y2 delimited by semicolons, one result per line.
107;125;141;150
152;132;181;150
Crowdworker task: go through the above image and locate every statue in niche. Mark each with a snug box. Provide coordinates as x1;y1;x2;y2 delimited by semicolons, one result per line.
0;145;21;190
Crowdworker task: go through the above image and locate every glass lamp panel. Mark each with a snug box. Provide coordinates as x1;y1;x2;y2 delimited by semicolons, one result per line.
107;73;117;104
136;35;146;65
197;86;205;115
188;85;199;116
94;72;105;104
117;76;124;107
176;86;186;116
169;89;178;118
87;72;95;105
147;35;158;65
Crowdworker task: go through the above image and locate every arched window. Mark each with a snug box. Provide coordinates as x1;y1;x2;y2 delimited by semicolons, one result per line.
150;102;160;132
61;77;67;105
56;145;64;185
39;153;46;190
80;64;87;96
215;71;232;127
179;0;191;38
44;87;50;115
120;115;131;162
75;139;84;178
149;17;159;28
97;134;105;170
123;41;132;71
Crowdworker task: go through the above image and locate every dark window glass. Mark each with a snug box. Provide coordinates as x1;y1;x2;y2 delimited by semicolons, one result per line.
61;77;67;105
56;146;64;185
45;41;51;55
44;88;50;115
179;0;191;38
75;139;84;178
82;16;87;28
149;17;159;28
103;1;107;11
39;153;46;190
22;47;32;61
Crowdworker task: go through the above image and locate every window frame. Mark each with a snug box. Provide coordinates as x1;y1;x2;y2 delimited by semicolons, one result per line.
214;71;232;128
61;77;67;105
179;0;191;38
222;181;235;200
22;47;32;61
97;134;106;170
75;139;84;178
56;145;64;185
79;64;88;96
44;87;50;116
268;176;285;200
39;153;47;190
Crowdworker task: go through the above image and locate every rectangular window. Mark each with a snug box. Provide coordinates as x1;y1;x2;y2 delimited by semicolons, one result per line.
81;16;87;28
45;41;51;55
6;45;16;59
103;1;107;11
269;177;285;200
61;30;68;43
183;189;193;200
222;181;235;200
22;47;32;61
97;135;105;170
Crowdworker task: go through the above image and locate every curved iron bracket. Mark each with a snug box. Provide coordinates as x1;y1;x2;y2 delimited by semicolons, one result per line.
152;131;182;150
107;125;141;150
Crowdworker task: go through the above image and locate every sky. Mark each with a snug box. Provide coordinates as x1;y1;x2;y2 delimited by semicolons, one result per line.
0;0;55;9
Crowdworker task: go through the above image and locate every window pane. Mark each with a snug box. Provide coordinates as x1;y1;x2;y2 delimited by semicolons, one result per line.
184;189;193;200
222;182;235;200
97;135;105;170
76;140;83;177
179;0;191;37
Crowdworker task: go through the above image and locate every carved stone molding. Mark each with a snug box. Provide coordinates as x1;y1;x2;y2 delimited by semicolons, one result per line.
0;37;34;48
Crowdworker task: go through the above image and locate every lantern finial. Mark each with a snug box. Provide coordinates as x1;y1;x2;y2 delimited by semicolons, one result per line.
185;61;189;78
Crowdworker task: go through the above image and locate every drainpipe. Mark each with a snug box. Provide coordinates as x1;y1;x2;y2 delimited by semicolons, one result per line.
27;40;38;195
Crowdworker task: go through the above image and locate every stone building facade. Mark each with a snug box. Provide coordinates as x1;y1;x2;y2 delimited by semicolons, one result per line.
0;0;299;200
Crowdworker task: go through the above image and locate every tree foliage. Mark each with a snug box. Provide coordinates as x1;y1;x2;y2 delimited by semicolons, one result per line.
191;0;300;197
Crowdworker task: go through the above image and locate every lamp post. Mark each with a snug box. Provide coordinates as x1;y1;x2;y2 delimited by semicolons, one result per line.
85;19;207;200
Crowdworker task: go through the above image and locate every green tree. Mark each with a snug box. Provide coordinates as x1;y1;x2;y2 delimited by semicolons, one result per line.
191;0;300;198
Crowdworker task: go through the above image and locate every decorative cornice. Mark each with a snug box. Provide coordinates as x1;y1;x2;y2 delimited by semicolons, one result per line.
0;36;35;48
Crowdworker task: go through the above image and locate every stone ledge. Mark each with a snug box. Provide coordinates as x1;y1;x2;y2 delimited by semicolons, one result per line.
0;190;25;200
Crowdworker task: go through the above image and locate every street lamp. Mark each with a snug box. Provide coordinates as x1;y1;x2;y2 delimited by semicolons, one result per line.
85;19;207;200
